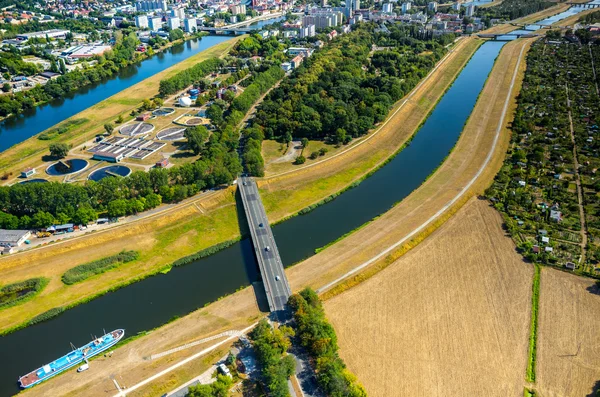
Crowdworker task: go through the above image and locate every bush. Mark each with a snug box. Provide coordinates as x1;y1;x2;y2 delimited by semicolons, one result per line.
294;155;306;165
0;278;49;309
309;151;319;160
61;250;140;285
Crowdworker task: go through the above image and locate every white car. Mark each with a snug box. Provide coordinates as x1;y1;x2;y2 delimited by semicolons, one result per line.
275;276;280;281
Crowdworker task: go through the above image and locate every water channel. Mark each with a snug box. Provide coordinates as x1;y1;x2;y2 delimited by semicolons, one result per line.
0;39;507;395
0;14;285;153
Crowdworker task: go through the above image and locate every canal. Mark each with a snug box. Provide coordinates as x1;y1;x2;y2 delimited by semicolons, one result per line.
0;40;507;395
0;14;285;154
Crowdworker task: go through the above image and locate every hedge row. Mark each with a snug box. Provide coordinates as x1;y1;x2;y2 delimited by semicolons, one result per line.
61;250;140;285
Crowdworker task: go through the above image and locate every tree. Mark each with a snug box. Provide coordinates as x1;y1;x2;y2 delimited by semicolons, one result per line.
300;137;309;150
107;199;128;217
294;155;306;165
31;211;55;229
72;205;97;225
58;58;67;75
49;143;69;159
2;83;11;93
185;126;209;155
104;123;114;135
206;102;224;126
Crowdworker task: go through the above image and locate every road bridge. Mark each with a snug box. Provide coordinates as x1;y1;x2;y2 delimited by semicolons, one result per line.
477;33;540;40
566;2;600;7
238;176;291;312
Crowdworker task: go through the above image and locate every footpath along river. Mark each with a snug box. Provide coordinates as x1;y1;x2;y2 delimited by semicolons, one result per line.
0;40;507;395
0;15;285;153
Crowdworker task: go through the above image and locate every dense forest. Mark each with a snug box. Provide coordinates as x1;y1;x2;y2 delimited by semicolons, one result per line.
253;24;450;144
289;288;366;397
476;0;554;21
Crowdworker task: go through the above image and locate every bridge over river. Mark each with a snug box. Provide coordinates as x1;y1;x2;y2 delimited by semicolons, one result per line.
239;176;292;312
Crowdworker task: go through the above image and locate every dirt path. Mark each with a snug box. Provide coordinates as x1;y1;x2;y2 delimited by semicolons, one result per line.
269;140;302;164
565;83;588;265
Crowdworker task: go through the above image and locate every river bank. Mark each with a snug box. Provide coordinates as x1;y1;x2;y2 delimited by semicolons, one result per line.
0;37;481;337
16;37;529;397
0;36;240;174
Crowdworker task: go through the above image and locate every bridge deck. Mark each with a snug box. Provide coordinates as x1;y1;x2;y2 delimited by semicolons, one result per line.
239;176;291;312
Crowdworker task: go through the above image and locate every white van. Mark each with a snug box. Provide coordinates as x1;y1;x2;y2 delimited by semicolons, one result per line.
77;363;89;372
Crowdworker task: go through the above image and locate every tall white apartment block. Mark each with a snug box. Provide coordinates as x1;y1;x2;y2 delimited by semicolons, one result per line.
149;16;162;30
135;15;149;28
168;17;180;29
184;17;197;32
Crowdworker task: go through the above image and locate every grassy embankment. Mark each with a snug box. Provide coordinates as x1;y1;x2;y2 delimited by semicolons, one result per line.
0;38;482;335
0;37;242;177
312;38;532;300
20;37;530;397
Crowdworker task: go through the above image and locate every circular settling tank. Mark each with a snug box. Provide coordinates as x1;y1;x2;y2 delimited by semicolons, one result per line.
152;107;175;116
119;122;154;136
88;165;132;181
46;159;88;176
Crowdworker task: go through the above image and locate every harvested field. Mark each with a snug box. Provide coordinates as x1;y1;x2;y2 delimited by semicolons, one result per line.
535;268;600;397
324;199;533;397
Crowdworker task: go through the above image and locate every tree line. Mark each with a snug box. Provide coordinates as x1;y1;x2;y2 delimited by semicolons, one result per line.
289;288;367;397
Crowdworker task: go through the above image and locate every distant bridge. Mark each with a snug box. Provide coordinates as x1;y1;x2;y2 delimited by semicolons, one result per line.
566;2;600;7
477;33;541;40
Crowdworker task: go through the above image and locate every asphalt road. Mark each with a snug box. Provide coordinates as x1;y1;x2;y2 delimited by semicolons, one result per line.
239;176;291;312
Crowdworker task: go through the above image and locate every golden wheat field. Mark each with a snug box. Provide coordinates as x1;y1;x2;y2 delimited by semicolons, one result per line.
325;199;534;396
536;268;600;397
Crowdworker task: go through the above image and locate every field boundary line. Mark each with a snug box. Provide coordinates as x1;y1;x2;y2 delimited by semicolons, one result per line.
317;40;527;294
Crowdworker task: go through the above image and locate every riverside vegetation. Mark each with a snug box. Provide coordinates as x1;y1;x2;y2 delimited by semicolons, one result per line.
61;250;140;285
0;278;48;310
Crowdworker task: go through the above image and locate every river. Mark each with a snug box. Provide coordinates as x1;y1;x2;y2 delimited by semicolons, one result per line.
0;15;285;154
0;38;507;395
